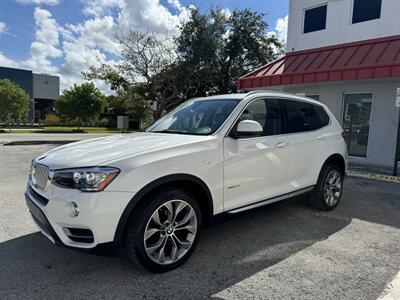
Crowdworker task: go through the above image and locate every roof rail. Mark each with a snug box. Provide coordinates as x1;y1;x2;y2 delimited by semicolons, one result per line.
243;90;314;99
245;90;274;96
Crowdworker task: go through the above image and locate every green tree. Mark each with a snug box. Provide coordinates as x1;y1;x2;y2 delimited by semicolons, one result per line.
84;30;177;119
0;79;30;122
105;87;153;129
55;82;105;130
176;7;282;94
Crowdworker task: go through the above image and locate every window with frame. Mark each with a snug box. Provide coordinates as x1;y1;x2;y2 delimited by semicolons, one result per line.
310;104;330;130
352;0;382;24
282;100;313;133
303;5;327;34
236;99;283;137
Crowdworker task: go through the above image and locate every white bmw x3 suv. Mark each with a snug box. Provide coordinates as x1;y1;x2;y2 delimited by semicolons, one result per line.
26;91;348;272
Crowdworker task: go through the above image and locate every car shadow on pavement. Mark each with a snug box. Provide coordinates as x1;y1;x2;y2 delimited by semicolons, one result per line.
0;177;399;299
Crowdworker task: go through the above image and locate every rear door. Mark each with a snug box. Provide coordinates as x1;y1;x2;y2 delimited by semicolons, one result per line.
281;99;327;190
223;98;291;211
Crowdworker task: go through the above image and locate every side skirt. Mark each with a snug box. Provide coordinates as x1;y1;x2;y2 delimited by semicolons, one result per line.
226;186;315;214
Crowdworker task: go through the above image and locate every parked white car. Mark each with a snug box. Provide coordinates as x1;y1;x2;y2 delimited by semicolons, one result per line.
26;91;348;272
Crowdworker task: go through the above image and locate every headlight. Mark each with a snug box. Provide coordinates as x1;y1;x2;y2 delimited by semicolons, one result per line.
52;167;120;192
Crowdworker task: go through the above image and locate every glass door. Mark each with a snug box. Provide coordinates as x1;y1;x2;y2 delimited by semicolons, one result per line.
342;93;373;157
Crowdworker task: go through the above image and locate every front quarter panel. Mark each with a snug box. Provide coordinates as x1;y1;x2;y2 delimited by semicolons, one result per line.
105;137;224;214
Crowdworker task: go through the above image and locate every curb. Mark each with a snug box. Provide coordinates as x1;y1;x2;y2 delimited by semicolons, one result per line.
347;171;400;184
0;140;10;145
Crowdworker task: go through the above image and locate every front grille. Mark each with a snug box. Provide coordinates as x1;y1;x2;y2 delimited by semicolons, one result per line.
32;164;49;190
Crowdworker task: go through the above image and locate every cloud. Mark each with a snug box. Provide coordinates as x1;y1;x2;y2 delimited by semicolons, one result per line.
0;21;17;37
15;0;59;5
0;0;194;93
65;16;119;53
20;8;62;73
0;22;5;33
82;0;123;17
0;52;18;67
119;0;191;34
275;15;288;44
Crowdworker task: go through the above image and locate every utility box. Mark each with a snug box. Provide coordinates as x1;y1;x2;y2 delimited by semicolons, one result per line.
117;116;129;131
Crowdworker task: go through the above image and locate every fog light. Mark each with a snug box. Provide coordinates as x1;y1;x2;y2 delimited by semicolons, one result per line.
71;202;79;217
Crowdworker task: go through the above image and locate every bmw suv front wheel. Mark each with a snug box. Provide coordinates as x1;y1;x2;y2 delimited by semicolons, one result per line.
124;188;202;272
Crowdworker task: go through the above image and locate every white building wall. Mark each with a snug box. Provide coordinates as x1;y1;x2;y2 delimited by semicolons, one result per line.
287;0;400;52
32;73;59;100
263;78;400;170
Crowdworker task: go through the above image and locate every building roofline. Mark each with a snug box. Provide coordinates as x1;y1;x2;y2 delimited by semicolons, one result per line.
0;65;59;78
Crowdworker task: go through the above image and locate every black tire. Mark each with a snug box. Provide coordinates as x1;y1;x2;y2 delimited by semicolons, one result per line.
308;164;344;211
124;187;202;273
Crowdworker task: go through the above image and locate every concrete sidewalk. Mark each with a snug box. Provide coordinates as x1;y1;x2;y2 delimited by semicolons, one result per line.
348;164;400;184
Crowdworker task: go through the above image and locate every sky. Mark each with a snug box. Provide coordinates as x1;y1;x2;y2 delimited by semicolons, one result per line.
0;0;289;92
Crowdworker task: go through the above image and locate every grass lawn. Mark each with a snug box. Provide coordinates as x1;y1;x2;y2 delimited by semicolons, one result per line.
1;127;135;134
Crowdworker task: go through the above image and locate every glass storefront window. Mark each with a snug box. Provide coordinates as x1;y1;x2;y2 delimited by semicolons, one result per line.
342;93;373;157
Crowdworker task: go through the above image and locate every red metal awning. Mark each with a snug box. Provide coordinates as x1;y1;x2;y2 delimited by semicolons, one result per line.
237;35;400;90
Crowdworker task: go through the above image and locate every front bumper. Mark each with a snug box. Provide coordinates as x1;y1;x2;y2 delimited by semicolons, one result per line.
25;190;63;245
25;182;134;249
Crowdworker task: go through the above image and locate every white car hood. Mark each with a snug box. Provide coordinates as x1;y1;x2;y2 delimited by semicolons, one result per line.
36;132;213;170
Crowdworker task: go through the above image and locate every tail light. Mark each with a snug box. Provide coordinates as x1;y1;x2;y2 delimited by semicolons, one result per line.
341;131;346;140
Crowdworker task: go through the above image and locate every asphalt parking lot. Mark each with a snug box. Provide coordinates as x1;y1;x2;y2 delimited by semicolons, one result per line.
0;142;399;299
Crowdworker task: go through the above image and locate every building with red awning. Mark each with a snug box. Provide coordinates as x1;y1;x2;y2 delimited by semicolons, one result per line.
237;0;400;171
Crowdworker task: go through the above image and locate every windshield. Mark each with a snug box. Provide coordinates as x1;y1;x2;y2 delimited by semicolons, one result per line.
146;99;240;135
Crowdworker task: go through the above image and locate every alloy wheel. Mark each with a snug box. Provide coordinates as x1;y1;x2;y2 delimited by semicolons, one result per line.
324;170;342;207
143;200;197;265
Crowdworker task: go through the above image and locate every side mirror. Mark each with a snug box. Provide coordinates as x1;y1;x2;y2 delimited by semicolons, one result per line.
236;120;263;137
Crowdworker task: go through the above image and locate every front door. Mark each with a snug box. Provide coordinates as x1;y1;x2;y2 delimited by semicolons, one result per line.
342;93;372;157
223;98;290;211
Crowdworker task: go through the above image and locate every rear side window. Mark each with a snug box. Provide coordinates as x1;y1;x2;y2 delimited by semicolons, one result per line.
311;105;330;129
282;100;313;133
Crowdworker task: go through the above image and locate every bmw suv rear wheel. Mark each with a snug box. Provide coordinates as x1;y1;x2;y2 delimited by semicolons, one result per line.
309;164;344;211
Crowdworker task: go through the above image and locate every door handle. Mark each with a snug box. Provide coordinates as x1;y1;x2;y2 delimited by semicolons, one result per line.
275;141;289;148
317;135;327;140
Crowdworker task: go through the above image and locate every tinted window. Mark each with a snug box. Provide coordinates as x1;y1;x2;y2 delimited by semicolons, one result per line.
310;105;330;130
238;99;267;129
304;5;327;34
352;0;381;24
283;100;313;133
265;99;283;136
236;99;283;137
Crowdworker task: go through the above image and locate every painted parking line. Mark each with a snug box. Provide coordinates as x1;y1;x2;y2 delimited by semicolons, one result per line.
378;271;400;300
347;171;400;184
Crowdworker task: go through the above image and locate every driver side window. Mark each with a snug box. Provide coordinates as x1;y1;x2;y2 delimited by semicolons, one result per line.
235;98;283;137
238;99;267;128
